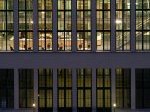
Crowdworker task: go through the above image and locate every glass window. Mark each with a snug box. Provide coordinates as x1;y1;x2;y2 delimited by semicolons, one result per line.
0;1;14;51
116;68;131;108
19;0;33;51
57;69;72;112
57;0;72;51
38;0;53;51
136;69;150;108
96;68;111;111
38;69;53;111
116;0;131;51
19;69;34;108
96;0;111;51
136;0;150;51
77;0;91;51
0;69;14;108
77;68;92;111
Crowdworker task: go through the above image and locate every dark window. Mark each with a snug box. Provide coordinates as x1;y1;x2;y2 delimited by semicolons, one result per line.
57;69;72;112
19;69;34;108
116;68;131;108
96;68;111;112
136;69;150;108
38;68;53;112
0;69;14;108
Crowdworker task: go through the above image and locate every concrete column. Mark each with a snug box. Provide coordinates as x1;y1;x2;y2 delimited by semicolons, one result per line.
131;0;136;52
131;68;136;110
72;0;77;52
53;68;57;112
33;0;38;52
72;69;77;112
111;68;116;110
91;0;97;52
52;0;58;51
14;69;19;109
92;68;96;112
14;0;19;51
34;69;38;112
111;0;116;52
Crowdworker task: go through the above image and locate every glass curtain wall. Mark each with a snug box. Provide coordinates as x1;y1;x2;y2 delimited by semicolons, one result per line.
136;69;150;108
19;0;33;51
38;0;53;51
77;0;91;51
38;69;53;111
0;0;14;51
136;0;150;50
57;69;72;112
77;68;92;111
96;68;111;112
96;0;111;51
58;0;72;51
19;69;34;108
0;69;14;108
116;68;131;108
116;0;131;51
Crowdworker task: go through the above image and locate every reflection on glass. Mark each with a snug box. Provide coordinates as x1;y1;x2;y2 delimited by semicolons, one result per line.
116;0;131;51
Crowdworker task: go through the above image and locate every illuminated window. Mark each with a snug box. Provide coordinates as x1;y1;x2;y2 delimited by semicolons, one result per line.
77;0;91;51
19;0;33;51
38;0;53;51
96;0;111;51
38;69;53;111
136;0;150;51
77;68;92;111
57;0;72;51
116;0;131;51
0;0;14;51
96;68;111;111
57;69;72;112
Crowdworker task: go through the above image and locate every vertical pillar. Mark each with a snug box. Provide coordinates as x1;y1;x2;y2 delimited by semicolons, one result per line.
72;0;77;52
111;68;116;110
92;68;96;112
14;69;19;109
131;0;136;52
111;0;116;52
34;69;38;112
91;0;97;52
53;68;57;112
52;0;58;51
14;0;19;51
72;69;77;112
33;0;38;52
131;68;136;109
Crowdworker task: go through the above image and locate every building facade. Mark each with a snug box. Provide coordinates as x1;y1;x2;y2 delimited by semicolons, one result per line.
0;0;150;112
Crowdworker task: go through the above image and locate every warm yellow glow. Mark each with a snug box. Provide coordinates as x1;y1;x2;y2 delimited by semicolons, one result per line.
113;103;116;107
116;20;122;24
32;103;36;107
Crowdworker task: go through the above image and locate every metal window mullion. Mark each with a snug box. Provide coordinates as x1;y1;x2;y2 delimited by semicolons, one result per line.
131;68;135;109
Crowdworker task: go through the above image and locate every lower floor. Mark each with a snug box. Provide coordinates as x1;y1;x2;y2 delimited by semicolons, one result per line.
0;68;150;112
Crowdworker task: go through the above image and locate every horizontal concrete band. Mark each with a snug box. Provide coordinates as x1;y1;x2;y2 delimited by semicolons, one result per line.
0;52;149;68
